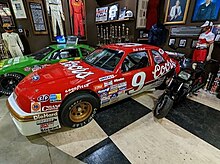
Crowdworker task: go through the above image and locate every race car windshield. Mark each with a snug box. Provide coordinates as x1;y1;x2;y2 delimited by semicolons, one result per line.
84;49;123;71
29;47;54;60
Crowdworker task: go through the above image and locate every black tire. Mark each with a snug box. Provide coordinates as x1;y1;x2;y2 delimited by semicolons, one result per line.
0;73;24;96
59;92;99;128
154;94;174;119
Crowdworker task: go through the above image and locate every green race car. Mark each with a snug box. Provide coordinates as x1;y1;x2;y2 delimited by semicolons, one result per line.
0;44;94;96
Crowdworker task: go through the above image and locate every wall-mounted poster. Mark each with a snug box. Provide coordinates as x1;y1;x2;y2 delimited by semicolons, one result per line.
136;0;149;28
164;0;190;24
0;2;14;26
46;0;65;41
27;0;48;34
192;0;220;22
108;3;119;21
69;0;87;40
95;6;108;22
10;0;27;19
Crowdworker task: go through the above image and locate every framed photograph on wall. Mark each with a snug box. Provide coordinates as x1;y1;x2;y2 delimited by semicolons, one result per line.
27;0;48;35
179;39;187;47
164;0;190;24
136;0;149;28
108;3;119;21
45;0;65;41
192;0;220;22
10;0;27;19
168;38;176;46
191;40;198;48
95;6;108;22
0;2;15;26
69;0;87;40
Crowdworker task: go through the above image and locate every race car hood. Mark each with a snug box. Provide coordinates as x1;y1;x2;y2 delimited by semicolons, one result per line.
15;60;112;113
0;56;37;71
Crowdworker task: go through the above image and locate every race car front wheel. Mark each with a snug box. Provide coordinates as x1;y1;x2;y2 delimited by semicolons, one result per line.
59;92;99;128
0;73;24;96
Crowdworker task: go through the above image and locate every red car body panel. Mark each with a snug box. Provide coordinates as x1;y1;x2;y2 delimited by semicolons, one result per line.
14;43;179;114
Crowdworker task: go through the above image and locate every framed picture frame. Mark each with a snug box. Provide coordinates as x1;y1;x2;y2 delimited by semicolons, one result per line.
108;3;119;21
136;0;149;28
69;0;87;40
95;6;108;22
45;0;65;41
215;34;220;42
179;39;187;47
168;38;176;46
164;0;190;25
0;2;15;26
118;7;127;20
10;0;27;19
27;0;48;35
191;40;198;48
192;0;220;22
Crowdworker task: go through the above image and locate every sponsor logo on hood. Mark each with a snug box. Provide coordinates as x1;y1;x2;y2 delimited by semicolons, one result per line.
32;74;40;81
60;61;94;79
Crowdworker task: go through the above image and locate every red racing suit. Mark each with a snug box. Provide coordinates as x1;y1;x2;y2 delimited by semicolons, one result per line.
192;30;215;62
70;0;85;37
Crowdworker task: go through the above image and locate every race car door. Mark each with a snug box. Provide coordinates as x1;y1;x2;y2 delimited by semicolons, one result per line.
120;51;155;96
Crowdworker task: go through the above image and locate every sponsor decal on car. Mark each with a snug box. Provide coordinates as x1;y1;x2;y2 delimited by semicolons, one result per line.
133;48;146;51
36;118;57;125
41;104;60;112
98;88;110;94
114;78;125;83
31;102;41;113
60;61;94;79
37;94;49;102
109;84;118;95
32;74;40;81
65;83;89;94
24;67;31;72
159;49;165;55
104;81;113;87
94;83;104;91
50;94;62;103
152;59;176;79
33;112;58;120
99;75;114;82
40;123;60;132
101;96;110;104
100;92;108;98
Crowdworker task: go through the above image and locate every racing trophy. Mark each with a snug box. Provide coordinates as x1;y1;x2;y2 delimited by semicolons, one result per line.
115;26;118;43
111;24;115;43
125;27;130;43
122;24;125;42
97;25;101;46
103;28;106;45
100;25;104;45
109;25;112;44
106;27;109;44
118;26;122;43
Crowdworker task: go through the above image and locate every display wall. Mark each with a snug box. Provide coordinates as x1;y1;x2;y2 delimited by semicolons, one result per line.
162;0;220;60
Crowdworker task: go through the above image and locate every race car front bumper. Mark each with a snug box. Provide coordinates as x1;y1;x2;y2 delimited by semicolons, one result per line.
6;93;61;136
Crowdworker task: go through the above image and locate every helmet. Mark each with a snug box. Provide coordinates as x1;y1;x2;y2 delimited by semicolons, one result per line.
124;10;133;18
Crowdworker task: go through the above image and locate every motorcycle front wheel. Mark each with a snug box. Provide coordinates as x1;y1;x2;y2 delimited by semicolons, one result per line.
154;94;174;119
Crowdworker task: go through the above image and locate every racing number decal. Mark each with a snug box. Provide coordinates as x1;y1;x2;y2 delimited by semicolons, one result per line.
128;72;146;94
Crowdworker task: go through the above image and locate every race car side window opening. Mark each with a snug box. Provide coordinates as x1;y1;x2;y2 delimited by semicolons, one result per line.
30;47;54;60
81;48;91;57
151;50;165;64
84;48;123;71
51;49;80;59
121;51;149;72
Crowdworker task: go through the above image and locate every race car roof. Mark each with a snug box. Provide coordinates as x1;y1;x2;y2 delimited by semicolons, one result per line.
102;43;159;51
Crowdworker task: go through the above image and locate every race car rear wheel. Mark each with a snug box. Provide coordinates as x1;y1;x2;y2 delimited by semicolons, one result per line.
0;73;24;96
60;92;99;128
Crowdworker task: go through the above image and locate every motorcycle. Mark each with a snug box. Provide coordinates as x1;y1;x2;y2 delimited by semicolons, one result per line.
153;50;207;119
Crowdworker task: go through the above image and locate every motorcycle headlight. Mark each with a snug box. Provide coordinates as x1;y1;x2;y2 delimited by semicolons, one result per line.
178;71;191;80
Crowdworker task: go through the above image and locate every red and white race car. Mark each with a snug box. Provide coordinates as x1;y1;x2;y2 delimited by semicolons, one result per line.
7;43;179;136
